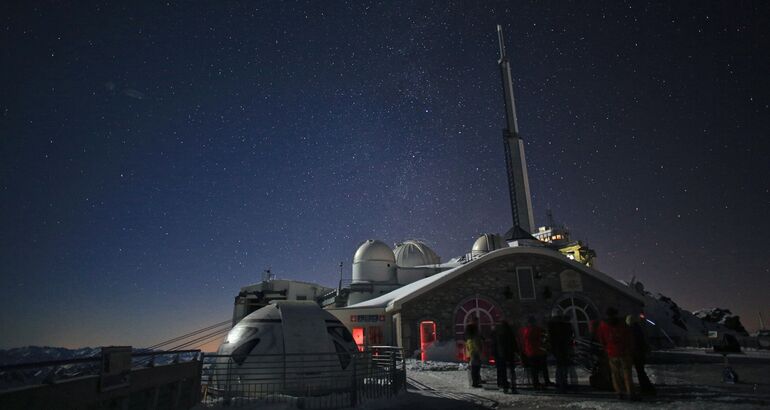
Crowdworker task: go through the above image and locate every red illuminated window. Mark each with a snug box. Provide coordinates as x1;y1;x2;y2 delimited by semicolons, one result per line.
352;327;365;352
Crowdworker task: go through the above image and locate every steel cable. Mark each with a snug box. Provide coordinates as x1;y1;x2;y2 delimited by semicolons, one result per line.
145;319;231;350
168;327;231;351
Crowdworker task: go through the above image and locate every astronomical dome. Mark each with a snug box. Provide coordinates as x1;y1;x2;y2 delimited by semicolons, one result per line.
471;233;507;256
393;240;440;267
352;239;397;284
353;239;396;264
214;301;357;394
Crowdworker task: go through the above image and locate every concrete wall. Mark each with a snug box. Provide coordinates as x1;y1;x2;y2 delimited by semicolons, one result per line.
397;252;643;356
0;361;201;410
327;307;392;349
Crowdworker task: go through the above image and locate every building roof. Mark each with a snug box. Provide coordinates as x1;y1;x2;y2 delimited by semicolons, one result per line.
240;279;334;293
346;245;645;312
504;225;537;241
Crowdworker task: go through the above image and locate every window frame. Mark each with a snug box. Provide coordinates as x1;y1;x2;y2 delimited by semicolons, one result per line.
516;266;537;300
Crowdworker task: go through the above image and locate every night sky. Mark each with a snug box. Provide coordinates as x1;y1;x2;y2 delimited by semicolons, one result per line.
2;1;769;349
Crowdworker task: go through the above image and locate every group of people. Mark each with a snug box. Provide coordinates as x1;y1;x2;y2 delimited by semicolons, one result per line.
463;307;655;400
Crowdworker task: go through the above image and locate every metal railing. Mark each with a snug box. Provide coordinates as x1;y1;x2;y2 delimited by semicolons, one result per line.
0;346;406;409
199;346;405;408
0;350;203;410
0;350;201;391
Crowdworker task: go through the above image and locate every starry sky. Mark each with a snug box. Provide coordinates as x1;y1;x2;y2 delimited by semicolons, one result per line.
1;1;769;349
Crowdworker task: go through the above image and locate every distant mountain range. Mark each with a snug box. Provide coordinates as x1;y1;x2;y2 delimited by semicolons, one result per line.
0;346;101;366
0;346;203;391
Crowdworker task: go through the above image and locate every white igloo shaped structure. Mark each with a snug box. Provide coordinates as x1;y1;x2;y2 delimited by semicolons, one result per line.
213;300;358;395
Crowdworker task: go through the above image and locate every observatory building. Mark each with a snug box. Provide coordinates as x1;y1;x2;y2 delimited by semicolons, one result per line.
346;239;443;306
324;26;645;359
218;26;646;362
230;275;335;326
328;238;644;359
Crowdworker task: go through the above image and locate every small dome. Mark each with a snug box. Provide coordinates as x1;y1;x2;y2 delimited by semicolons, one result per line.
353;239;396;264
472;233;507;256
215;301;357;395
394;240;440;267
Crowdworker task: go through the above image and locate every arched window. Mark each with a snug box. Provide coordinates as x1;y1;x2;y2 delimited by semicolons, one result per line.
453;296;503;360
555;295;598;337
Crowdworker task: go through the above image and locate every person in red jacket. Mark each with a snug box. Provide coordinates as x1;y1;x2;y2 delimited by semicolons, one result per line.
596;307;636;400
519;316;548;389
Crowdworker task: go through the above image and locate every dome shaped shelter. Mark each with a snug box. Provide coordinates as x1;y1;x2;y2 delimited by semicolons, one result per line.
394;240;440;268
213;301;358;396
471;233;507;258
352;239;397;284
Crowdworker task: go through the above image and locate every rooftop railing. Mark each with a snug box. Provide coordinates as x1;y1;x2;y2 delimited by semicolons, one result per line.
199;346;405;408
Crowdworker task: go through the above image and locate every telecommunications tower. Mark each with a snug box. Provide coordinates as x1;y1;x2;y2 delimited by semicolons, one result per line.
497;24;535;235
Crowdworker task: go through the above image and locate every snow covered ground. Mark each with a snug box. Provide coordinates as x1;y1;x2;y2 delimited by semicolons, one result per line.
405;358;770;409
195;355;770;409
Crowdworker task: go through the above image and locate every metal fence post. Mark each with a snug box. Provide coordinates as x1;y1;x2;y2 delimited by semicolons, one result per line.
390;351;397;395
402;349;407;393
350;353;358;407
282;352;287;392
224;357;232;407
194;352;204;405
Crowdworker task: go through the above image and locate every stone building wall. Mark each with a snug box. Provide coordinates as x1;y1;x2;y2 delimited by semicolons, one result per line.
398;251;643;355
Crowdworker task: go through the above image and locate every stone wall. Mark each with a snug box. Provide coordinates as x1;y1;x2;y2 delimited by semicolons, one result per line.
398;251;643;355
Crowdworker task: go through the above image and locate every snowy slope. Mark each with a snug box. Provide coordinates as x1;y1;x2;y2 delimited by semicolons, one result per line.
626;281;749;347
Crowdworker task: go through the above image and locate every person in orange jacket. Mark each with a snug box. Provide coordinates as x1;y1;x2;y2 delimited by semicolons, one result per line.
596;307;636;400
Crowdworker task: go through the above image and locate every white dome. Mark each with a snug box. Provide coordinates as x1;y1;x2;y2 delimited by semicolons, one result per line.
354;239;396;263
394;240;440;267
215;301;357;395
352;239;397;284
471;233;507;256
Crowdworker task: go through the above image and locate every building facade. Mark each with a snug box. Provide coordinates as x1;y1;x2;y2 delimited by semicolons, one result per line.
329;246;644;360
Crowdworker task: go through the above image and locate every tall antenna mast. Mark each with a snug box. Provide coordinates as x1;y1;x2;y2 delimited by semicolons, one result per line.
338;261;344;291
547;209;555;227
497;24;520;136
496;24;535;234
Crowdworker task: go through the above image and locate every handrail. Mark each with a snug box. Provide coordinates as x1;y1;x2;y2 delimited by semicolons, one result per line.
199;346;406;408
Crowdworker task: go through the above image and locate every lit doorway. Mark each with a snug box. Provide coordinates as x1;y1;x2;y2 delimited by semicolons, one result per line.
419;321;437;361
